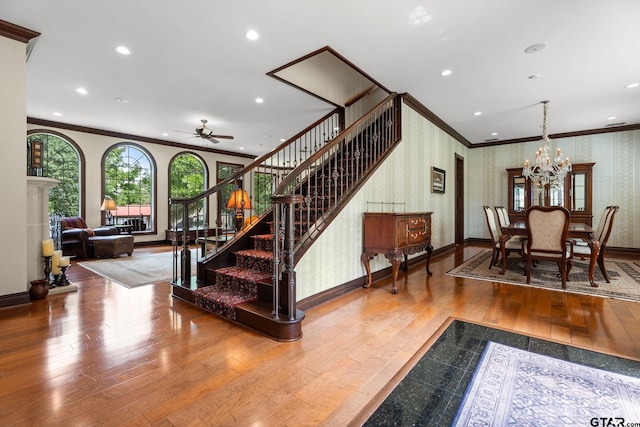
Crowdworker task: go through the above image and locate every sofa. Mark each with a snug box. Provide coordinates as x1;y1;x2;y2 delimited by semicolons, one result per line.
61;217;125;259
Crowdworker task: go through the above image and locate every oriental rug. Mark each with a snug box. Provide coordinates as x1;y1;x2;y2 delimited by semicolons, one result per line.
452;341;640;426
78;249;196;288
446;249;640;302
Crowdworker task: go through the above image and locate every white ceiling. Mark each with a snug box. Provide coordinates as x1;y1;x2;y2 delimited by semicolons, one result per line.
3;0;639;157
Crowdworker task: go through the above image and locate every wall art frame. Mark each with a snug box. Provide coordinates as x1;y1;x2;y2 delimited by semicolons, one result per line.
431;167;445;194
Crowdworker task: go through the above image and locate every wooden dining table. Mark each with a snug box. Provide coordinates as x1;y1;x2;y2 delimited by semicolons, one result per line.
500;221;601;287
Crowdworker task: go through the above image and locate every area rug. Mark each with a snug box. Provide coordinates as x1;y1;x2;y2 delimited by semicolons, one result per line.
452;341;640;426
78;249;196;288
446;249;640;302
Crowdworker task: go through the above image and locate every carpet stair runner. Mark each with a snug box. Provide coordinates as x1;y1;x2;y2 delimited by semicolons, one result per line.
194;234;274;321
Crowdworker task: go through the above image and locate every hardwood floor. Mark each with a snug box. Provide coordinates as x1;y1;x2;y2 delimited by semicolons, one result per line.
1;243;639;426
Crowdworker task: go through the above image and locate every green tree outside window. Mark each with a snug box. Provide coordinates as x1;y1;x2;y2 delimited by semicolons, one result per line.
169;153;206;228
27;133;80;216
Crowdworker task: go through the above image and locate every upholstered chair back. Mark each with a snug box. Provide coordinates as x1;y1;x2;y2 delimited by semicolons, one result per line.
494;206;510;228
483;206;501;244
525;206;570;257
594;206;619;246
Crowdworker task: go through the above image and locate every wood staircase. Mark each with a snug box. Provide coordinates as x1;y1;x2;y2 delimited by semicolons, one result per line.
171;94;401;341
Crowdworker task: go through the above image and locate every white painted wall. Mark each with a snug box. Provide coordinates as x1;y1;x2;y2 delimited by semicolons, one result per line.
0;36;29;296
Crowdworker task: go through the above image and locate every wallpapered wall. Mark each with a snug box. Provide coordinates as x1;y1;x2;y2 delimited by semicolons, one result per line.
295;102;640;301
294;103;468;301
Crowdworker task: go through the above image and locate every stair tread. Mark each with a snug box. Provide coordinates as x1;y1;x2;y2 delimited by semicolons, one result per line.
235;249;273;259
217;265;272;280
252;234;273;240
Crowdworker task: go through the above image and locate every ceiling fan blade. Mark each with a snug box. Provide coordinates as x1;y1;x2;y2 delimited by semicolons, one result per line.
212;134;234;139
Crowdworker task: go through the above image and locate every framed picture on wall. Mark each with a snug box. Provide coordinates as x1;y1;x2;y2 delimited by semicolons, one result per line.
431;167;445;194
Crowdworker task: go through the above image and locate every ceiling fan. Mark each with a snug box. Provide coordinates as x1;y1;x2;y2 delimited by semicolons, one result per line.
177;119;234;144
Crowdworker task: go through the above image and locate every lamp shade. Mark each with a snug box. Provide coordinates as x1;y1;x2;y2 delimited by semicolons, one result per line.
226;189;252;209
100;198;117;211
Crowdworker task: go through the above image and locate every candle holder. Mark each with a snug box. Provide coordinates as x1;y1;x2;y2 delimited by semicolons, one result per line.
42;255;53;287
58;265;71;286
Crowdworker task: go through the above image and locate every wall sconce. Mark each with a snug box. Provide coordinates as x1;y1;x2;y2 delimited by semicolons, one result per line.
100;197;117;225
226;189;252;232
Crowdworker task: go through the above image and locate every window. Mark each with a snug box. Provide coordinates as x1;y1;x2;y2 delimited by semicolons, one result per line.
103;144;155;232
217;162;243;230
27;132;82;216
253;172;274;215
169;153;207;229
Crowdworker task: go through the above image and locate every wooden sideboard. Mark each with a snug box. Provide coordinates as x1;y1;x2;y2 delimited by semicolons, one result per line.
361;212;433;294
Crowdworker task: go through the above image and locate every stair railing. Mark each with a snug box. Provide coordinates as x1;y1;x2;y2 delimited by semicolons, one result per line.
169;108;343;288
270;93;401;316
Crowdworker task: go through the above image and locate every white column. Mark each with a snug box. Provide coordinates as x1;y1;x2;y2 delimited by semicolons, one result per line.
27;177;59;285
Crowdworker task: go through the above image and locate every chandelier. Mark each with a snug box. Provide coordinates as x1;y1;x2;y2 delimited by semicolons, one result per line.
522;100;571;186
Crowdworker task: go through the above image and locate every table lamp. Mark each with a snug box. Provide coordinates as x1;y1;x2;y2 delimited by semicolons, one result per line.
100;197;117;225
226;189;252;232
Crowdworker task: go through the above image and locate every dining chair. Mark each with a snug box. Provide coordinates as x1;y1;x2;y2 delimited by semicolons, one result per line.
494;206;510;228
483;206;523;269
570;206;619;283
524;206;572;289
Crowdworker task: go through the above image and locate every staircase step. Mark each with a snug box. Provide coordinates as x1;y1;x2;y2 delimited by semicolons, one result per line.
251;234;274;251
193;285;259;321
235;249;273;273
215;266;271;294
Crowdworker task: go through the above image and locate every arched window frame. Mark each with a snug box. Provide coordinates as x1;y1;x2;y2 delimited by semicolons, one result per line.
102;142;157;234
168;151;209;230
26;130;85;217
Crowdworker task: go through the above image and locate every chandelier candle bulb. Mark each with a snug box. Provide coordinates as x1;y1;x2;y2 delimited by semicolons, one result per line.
42;239;54;257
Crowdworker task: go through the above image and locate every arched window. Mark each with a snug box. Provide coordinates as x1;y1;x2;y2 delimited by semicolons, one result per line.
27;131;83;216
169;152;207;229
103;143;155;232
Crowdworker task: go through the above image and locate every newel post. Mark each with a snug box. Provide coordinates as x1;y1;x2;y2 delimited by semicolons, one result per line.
181;202;191;285
271;194;303;320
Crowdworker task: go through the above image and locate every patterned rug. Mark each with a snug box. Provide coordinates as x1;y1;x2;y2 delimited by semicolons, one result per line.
79;249;196;288
446;249;640;302
453;341;640;426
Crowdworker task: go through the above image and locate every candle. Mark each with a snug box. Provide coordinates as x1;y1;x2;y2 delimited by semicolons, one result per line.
524;160;529;168
42;239;54;257
52;250;62;275
59;256;70;267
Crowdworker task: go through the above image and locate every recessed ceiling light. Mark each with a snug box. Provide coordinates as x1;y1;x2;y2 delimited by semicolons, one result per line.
162;133;168;137
115;46;131;55
53;112;63;117
474;111;482;116
491;132;498;136
280;138;286;142
524;43;547;54
239;147;245;150
440;69;452;77
409;6;432;25
255;98;264;103
75;87;88;95
607;116;617;120
246;30;259;40
626;82;639;89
